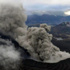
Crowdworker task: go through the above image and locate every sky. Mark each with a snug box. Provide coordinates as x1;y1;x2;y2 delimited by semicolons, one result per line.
23;0;70;6
0;0;70;15
22;0;70;10
22;0;70;15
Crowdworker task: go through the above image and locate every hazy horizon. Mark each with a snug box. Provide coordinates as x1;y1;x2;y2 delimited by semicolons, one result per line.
22;0;70;16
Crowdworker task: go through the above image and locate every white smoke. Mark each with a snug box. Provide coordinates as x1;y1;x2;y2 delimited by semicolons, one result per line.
0;0;70;64
0;38;21;70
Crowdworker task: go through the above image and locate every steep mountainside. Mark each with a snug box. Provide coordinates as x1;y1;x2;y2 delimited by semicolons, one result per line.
51;22;70;38
26;14;70;26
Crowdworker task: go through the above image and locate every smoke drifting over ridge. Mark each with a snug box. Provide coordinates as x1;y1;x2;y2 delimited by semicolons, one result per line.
0;0;70;67
17;24;70;63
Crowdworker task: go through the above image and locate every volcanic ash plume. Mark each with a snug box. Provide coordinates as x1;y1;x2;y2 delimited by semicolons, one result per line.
17;24;70;63
0;0;27;39
0;0;27;70
0;0;70;63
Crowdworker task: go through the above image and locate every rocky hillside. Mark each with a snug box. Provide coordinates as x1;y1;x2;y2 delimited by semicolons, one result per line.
51;22;70;38
26;14;70;26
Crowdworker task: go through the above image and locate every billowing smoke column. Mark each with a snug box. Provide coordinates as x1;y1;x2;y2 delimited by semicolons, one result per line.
0;0;70;64
17;24;70;63
0;0;27;38
0;0;28;70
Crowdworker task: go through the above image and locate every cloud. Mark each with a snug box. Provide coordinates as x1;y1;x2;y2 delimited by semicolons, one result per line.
0;0;21;4
23;0;70;7
25;4;70;11
64;10;70;15
22;0;70;15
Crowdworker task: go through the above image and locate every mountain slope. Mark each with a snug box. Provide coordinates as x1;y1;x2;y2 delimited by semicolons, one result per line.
26;14;70;26
51;22;70;38
23;58;70;70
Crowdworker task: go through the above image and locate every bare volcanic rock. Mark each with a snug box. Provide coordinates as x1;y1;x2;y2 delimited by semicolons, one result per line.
23;58;70;70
